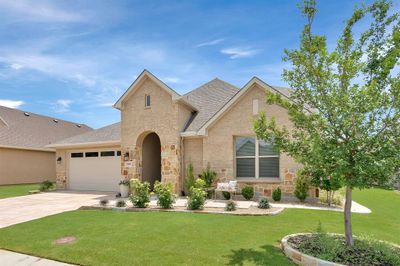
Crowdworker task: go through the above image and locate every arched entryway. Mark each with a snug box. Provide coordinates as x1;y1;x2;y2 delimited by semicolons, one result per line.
142;132;161;190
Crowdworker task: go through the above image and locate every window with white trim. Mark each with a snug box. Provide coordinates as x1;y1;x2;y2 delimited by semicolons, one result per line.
235;136;279;179
145;94;151;107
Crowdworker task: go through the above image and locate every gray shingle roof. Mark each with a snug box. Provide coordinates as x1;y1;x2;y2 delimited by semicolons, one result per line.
183;78;239;132
51;122;120;146
0;105;92;150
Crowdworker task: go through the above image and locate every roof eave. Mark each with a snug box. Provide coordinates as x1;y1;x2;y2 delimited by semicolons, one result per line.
0;145;55;152
46;140;121;149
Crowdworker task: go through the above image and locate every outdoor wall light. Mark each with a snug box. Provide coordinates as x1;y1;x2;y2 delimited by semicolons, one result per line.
124;152;130;161
56;157;62;164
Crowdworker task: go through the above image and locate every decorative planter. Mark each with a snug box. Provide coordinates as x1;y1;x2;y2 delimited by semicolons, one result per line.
281;233;344;266
120;185;130;198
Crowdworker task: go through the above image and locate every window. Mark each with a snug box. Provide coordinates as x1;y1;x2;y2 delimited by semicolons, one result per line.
145;94;151;107
71;152;83;158
101;151;115;157
85;152;99;157
116;151;121;156
235;137;279;179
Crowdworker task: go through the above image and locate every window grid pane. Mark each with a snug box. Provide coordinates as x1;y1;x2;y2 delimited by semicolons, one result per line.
236;137;255;156
236;158;255;178
259;157;280;178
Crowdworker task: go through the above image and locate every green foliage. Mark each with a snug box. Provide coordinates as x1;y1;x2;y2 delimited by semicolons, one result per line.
258;197;270;209
116;200;126;207
185;162;196;194
194;178;206;189
272;187;282;201
129;180;150;208
254;0;400;244
225;200;237;211
39;180;53;191
198;163;217;187
288;223;400;265
222;191;231;200
294;171;310;202
241;186;254;200
99;199;108;206
118;180;130;186
154;181;175;209
187;186;207;210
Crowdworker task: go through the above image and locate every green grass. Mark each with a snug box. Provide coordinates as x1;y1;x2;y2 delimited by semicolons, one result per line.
0;183;41;199
0;188;398;265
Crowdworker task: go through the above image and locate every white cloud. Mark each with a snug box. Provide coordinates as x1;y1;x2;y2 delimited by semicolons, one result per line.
53;99;73;113
221;47;260;59
0;0;83;22
196;38;224;47
10;63;23;70
163;77;181;83
0;99;25;108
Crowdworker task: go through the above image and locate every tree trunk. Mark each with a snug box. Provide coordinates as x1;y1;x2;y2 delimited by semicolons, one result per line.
344;186;354;246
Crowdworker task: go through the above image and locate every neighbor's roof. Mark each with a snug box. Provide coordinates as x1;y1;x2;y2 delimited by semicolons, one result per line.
47;122;120;148
0;105;92;151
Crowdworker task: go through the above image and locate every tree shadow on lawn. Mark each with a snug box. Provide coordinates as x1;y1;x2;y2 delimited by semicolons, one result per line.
225;244;290;265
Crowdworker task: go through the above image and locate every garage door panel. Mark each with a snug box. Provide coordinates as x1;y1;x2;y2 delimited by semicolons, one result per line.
69;154;120;192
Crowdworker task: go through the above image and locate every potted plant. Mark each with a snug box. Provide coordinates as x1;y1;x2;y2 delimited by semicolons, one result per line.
119;179;130;197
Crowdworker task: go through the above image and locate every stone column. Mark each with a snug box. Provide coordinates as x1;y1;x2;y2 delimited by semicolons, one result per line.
161;144;181;194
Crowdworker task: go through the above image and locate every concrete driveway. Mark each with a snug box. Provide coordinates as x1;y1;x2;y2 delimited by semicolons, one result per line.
0;191;111;228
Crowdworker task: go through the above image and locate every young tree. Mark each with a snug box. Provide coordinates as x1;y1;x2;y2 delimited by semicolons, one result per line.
254;0;400;246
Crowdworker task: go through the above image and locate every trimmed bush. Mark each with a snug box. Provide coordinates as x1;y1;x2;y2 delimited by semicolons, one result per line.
99;199;108;206
241;186;254;200
294;174;310;202
272;187;282;202
187;186;207;210
129;180;150;208
154;181;175;209
258;197;270;209
39;180;53;191
225;200;237;211
222;191;231;200
116;200;126;207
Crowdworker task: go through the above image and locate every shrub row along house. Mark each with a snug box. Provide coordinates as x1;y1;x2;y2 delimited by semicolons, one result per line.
48;70;316;198
0;106;92;185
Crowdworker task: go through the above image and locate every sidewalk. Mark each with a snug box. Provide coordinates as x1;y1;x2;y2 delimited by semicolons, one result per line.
0;250;73;266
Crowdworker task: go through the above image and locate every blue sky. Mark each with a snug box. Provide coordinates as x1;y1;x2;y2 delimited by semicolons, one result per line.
0;0;392;128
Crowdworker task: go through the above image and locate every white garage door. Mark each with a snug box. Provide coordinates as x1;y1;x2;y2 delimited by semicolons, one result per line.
69;150;121;192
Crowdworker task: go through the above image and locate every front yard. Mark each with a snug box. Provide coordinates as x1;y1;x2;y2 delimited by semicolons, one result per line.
0;183;41;199
0;188;398;265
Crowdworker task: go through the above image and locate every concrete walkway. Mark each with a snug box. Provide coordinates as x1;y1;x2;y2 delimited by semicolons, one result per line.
0;191;111;228
0;249;73;266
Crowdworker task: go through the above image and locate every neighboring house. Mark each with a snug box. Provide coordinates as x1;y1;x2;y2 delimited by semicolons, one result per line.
0;106;92;185
49;70;312;198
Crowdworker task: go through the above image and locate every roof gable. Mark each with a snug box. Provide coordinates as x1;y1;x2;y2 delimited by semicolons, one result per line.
113;69;197;111
196;77;292;136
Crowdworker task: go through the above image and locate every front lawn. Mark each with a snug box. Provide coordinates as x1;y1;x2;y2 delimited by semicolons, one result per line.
0;183;41;199
0;188;398;265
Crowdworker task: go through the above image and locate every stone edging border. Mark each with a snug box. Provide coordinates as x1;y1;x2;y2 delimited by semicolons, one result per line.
281;233;345;266
79;205;284;216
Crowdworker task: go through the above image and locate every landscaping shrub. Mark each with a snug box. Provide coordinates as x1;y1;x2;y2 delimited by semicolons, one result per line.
294;173;309;202
198;163;217;187
194;178;206;189
129;180;150;208
241;186;254;200
222;191;231;200
39;180;53;191
258;197;270;209
287;223;400;266
116;200;126;207
99;199;108;206
154;181;175;209
272;187;282;201
187;186;207;210
185;162;196;195
225;200;237;211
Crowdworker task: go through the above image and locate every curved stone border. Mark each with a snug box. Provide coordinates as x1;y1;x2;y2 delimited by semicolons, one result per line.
281;233;345;266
